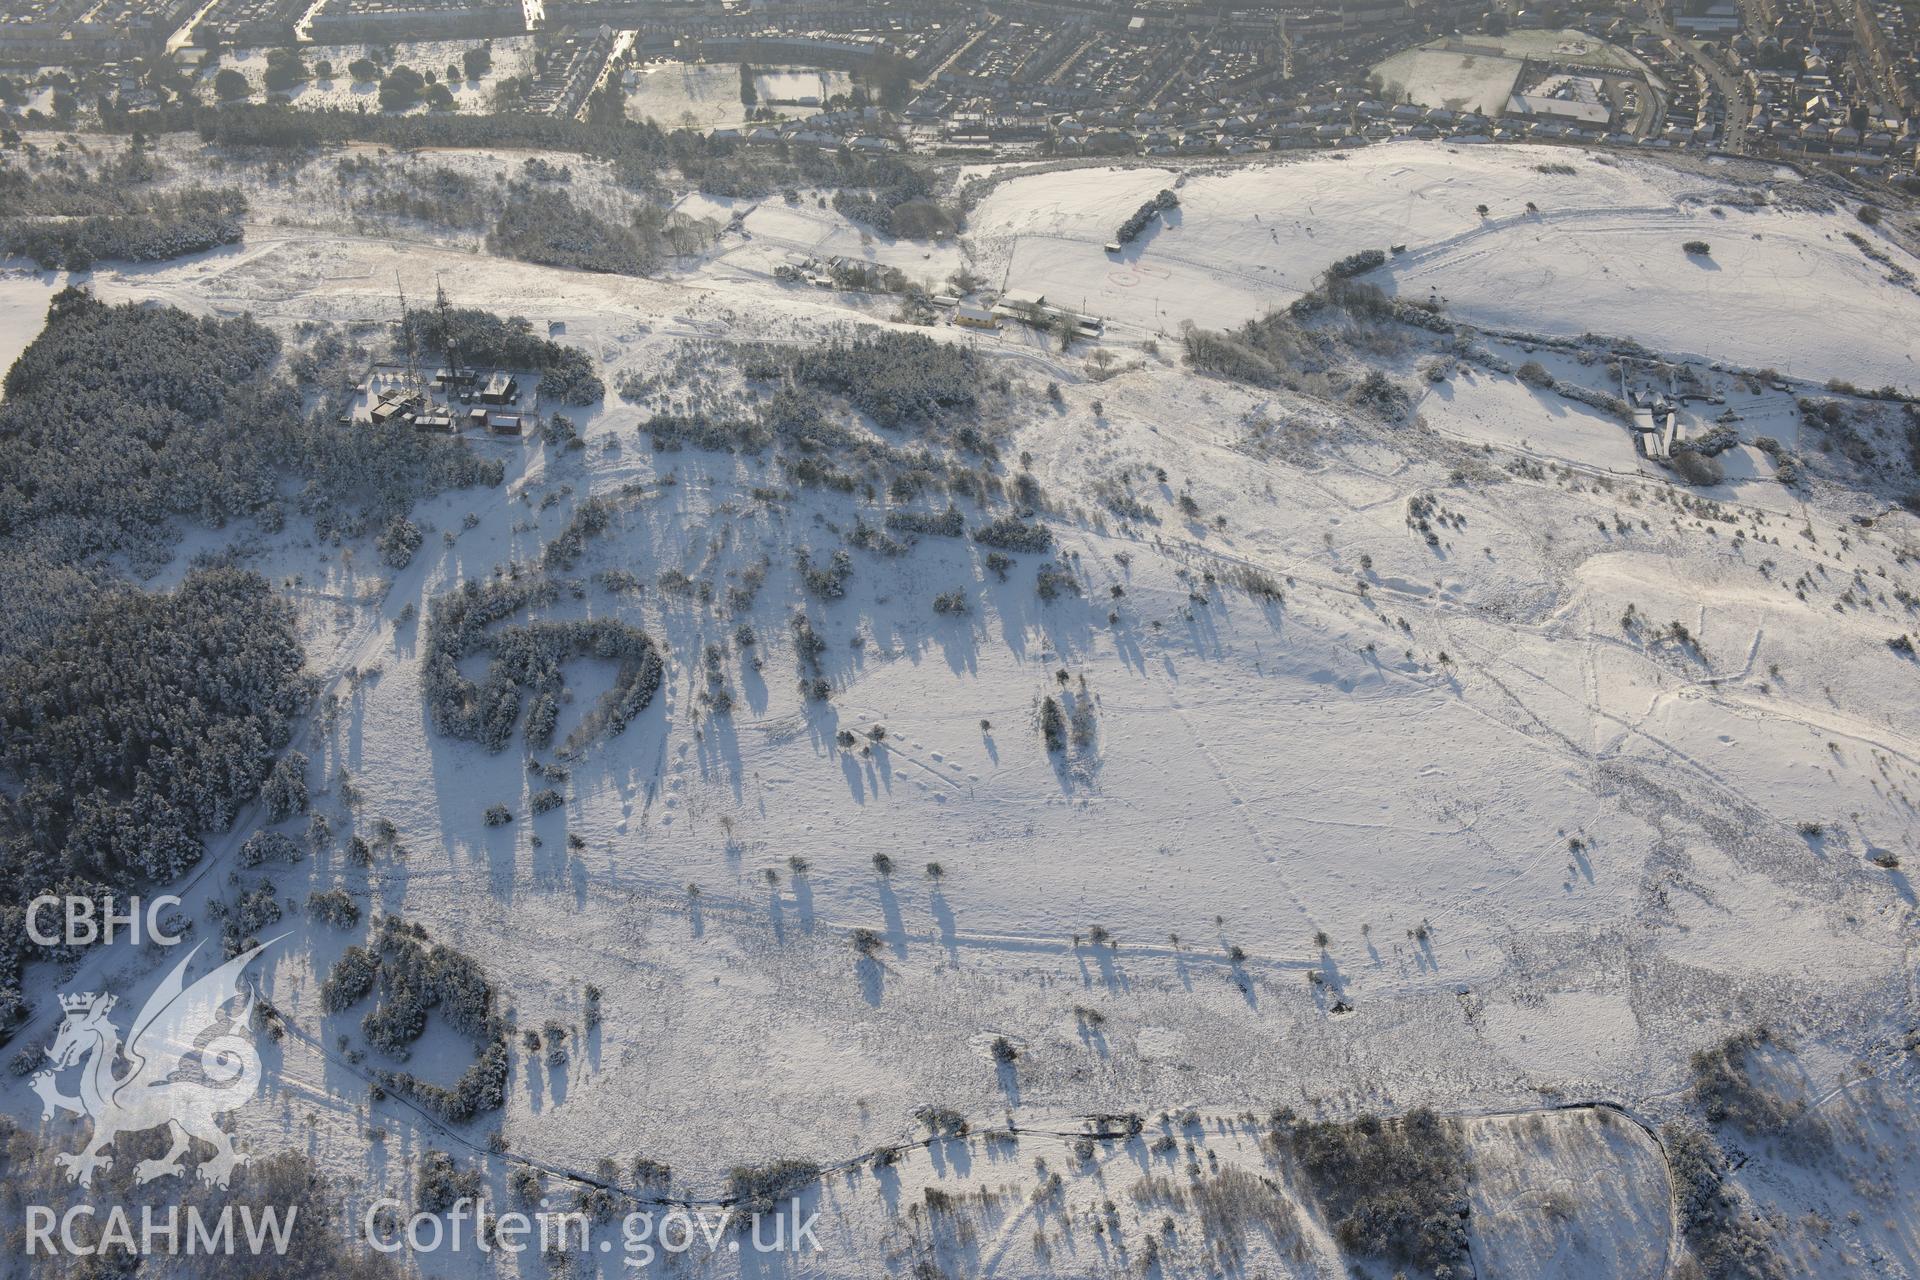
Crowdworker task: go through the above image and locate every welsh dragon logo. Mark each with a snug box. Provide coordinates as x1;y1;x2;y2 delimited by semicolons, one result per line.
30;937;282;1189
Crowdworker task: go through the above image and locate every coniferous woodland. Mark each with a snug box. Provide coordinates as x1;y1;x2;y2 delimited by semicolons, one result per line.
0;140;246;270
0;288;500;647
0;569;309;1028
0;289;503;1033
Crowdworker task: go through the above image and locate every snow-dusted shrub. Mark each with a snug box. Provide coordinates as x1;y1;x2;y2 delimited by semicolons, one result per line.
238;831;303;869
1347;369;1411;421
529;788;564;815
727;1159;823;1216
541;496;612;570
307;888;361;930
376;516;424;569
1040;697;1067;753
483;804;513;827
321;945;380;1012
1670;449;1726;487
973;516;1053;553
415;1151;482;1214
886;505;967;538
1035;564;1080;602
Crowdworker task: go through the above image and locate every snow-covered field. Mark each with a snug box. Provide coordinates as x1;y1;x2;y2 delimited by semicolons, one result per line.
4;133;1919;1277
622;62;850;130
1369;46;1527;115
955;145;1920;390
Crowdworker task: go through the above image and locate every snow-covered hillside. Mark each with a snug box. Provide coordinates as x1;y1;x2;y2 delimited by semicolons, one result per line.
2;134;1917;1279
949;146;1920;391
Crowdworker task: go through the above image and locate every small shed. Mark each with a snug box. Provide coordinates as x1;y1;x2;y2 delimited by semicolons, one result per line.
953;302;999;330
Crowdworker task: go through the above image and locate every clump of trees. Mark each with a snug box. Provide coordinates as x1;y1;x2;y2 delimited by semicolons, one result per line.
1040;696;1067;752
238;831;302;868
0;289;283;575
260;751;309;821
1670;448;1726;486
1690;1028;1800;1137
1664;1121;1788;1279
353;915;497;1048
421;575;664;754
1115;189;1179;246
1;185;246;271
885;506;966;538
307;888;360;930
376;516;424;569
744;331;981;428
488;183;656;277
541;497;612;570
828;154;955;240
1273;1106;1470;1276
1327;247;1386;280
973;516;1053;553
0;568;308;1028
0;567;307;887
726;1158;822;1215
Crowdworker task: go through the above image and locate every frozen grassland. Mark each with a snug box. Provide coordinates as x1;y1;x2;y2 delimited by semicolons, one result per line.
1;135;1918;1278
